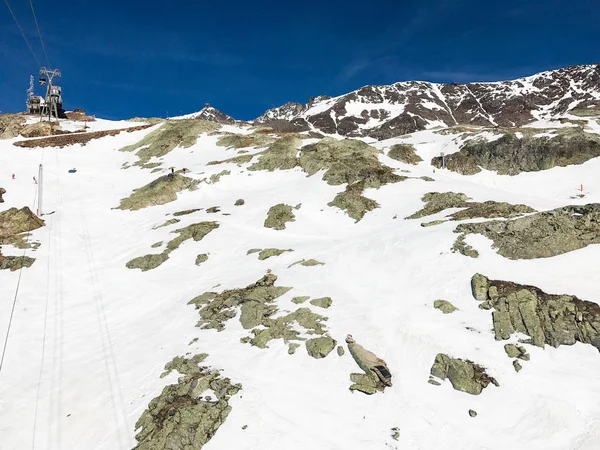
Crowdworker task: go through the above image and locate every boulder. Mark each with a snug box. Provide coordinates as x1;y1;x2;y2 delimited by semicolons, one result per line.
429;353;498;395
305;336;337;359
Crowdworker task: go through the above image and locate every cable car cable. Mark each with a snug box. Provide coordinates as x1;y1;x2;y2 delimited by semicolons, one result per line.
28;0;50;66
2;0;41;66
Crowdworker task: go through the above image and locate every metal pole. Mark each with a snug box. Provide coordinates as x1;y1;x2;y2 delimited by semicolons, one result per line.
38;164;43;216
441;152;445;169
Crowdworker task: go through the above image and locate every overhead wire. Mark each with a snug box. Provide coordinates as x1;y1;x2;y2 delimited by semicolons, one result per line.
2;0;41;66
28;0;50;67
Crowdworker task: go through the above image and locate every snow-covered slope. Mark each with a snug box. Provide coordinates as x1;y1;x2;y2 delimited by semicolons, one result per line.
255;63;600;139
1;86;600;450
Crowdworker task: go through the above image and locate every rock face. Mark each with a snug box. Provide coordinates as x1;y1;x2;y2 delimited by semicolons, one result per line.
429;353;499;395
0;187;5;203
470;274;600;351
456;204;600;259
134;354;241;450
254;64;600;140
0;114;25;139
0;207;45;238
117;174;200;211
172;104;237;123
264;204;295;230
0;246;35;271
432;129;600;175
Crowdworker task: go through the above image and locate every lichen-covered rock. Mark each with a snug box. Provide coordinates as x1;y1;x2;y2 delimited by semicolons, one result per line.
121;120;218;165
305;336;337;359
195;254;209;265
471;273;490;302
310;297;332;309
234;199;245;206
469;409;477;418
187;274;292;332
0;187;5;203
349;373;384;395
0;251;35;271
134;354;241;450
248;135;301;171
206;206;220;214
432;130;600;175
151;241;163;248
209;170;230;183
0;207;45;239
173;208;201;217
421;219;445;227
337;345;345;356
166;222;220;252
256;248;293;260
407;192;470;219
452;234;479;258
387;143;423;165
152;218;180;229
288;343;300;354
292;296;310;304
469;274;600;351
456;204;600;259
328;181;379;222
513;360;523;372
117;174;200;211
216;132;275;150
407;192;534;221
264;204;295;230
288;259;325;268
433;300;458;314
429;353;498;395
126;253;169;271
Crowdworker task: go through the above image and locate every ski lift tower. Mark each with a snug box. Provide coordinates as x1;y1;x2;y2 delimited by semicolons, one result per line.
39;67;62;121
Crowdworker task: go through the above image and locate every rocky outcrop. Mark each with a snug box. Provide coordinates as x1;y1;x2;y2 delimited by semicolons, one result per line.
120;120;218;165
216;132;275;150
0;187;5;203
117;174;200;211
407;192;534;220
387;143;423;165
470;274;600;351
247;135;301;171
287;259;325;268
127;222;219;271
456;204;600;259
451;234;479;258
309;297;332;309
264;204;295;230
432;130;600;175
429;353;499;395
247;248;294;260
0;247;35;271
134;354;241;450
0;114;25;139
0;207;44;238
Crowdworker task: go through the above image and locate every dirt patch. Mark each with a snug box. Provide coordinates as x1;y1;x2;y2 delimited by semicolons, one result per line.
13;124;151;148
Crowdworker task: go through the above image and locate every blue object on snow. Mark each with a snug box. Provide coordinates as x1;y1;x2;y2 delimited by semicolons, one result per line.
68;169;77;173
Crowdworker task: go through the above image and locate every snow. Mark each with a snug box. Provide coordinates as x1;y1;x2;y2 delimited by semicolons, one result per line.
1;119;600;450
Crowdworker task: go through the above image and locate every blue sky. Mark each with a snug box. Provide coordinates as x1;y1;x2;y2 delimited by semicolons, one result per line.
1;0;599;120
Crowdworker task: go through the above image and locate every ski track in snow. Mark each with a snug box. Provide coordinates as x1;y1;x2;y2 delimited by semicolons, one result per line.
0;118;600;450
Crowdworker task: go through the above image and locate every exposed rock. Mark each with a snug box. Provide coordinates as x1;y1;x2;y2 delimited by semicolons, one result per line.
432;130;600;175
513;360;522;372
134;354;241;450
209;170;230;183
388;143;423;164
391;428;400;440
452;234;479;258
173;208;201;217
0;114;25;139
288;343;300;355
207;154;255;166
337;345;345;356
0;187;4;202
471;273;490;302
121;120;218;165
216;132;275;149
248;135;301;171
429;353;499;395
126;253;170;272
434;300;458;314
14;124;152;148
310;297;332;309
20;121;63;137
151;242;162;248
195;254;209;265
117;174;200;211
0;249;36;271
305;336;336;359
288;259;325;268
349;373;384;395
328;181;379;222
456;204;600;259
292;296;310;304
407;192;470;219
256;248;293;260
421;220;445;227
469;409;477;418
152;218;180;229
264;204;295;230
206;206;220;214
246;248;261;255
234;199;245;206
188;274;292;332
0;207;45;238
470;274;600;351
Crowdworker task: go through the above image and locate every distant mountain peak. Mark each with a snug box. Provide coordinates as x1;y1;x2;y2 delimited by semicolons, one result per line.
171;104;236;124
